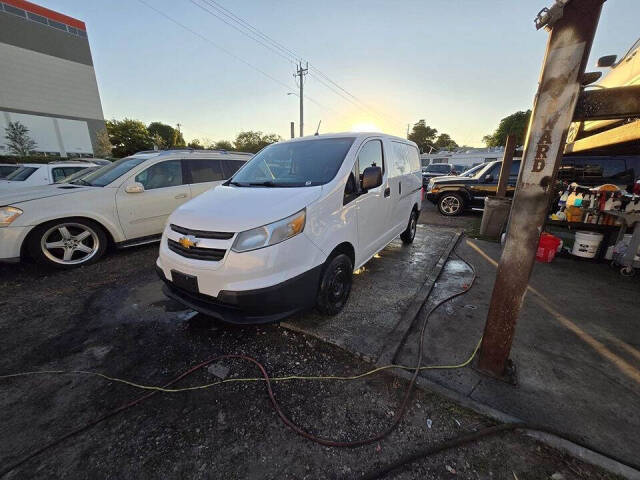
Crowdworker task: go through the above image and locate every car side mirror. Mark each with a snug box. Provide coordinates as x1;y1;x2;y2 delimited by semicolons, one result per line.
484;174;494;183
125;182;145;194
361;166;382;191
597;55;617;68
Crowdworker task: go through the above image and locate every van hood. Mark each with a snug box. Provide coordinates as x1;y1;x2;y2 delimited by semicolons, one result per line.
170;184;323;233
0;184;90;206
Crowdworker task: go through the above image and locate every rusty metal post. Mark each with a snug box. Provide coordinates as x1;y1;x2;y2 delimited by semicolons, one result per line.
496;135;517;198
477;0;605;378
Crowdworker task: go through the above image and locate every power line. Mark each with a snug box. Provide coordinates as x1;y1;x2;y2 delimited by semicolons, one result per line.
199;0;302;63
189;0;295;65
192;0;403;127
136;0;332;114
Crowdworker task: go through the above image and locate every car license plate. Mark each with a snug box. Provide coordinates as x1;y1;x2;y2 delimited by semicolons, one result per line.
171;270;199;293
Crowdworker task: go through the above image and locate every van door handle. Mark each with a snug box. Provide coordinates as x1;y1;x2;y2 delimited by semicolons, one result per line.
175;193;188;199
384;187;391;198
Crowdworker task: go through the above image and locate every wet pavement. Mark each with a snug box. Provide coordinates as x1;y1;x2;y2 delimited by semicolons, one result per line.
282;225;460;363
392;237;640;473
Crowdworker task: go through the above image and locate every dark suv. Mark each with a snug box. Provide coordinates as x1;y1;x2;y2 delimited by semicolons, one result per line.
425;155;640;216
421;163;460;188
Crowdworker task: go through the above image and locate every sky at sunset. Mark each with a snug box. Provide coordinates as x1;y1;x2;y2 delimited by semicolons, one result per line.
45;0;640;146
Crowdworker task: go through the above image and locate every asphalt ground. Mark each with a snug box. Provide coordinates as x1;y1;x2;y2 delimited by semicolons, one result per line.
0;221;622;479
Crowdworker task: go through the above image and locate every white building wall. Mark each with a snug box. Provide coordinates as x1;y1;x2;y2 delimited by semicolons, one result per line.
0;42;103;120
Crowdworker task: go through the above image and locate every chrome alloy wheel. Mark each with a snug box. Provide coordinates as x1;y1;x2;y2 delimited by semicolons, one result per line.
40;223;100;265
440;195;461;215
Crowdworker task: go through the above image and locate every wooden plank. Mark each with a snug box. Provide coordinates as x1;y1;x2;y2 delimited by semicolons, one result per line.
564;120;640;153
573;85;640;121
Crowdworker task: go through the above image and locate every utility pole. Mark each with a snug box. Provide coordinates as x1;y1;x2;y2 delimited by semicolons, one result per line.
294;62;308;137
476;0;605;379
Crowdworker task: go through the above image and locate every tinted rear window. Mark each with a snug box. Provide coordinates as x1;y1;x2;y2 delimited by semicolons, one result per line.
5;166;38;181
188;159;224;183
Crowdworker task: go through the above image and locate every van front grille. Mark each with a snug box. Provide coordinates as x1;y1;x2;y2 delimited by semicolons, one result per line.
167;239;226;261
170;224;234;240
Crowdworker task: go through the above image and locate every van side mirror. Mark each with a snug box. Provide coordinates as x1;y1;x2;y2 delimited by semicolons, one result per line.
125;182;145;194
361;166;382;191
597;55;617;68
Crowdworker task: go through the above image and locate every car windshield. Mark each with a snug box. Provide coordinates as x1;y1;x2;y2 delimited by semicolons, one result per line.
5;166;38;181
230;137;355;187
55;166;99;183
74;156;147;187
460;163;488;178
425;164;451;173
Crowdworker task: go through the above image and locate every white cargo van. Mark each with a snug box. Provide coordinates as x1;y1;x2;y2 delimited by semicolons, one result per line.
156;133;422;323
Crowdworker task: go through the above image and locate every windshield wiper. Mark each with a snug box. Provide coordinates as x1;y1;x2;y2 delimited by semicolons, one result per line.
228;180;248;187
248;181;277;187
70;179;91;186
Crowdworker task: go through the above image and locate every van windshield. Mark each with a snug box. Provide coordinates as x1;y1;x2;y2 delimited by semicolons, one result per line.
230;137;355;187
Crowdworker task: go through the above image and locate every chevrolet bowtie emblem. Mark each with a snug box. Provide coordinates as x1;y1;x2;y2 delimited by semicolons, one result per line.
178;235;198;249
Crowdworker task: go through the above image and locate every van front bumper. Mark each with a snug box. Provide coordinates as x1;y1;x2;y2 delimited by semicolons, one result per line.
157;264;323;324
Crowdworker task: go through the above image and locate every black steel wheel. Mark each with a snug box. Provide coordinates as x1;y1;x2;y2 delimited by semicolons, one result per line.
400;209;418;244
316;253;353;316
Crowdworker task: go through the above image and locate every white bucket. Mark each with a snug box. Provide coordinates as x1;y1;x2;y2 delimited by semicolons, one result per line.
572;231;604;258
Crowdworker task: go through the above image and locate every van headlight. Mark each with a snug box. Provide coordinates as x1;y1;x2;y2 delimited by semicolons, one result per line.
232;209;306;253
0;206;22;227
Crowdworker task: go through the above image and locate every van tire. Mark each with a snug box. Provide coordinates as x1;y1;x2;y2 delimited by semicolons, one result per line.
400;210;418;244
438;193;465;216
316;253;353;316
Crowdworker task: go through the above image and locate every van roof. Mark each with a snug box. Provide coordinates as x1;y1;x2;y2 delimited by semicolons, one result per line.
283;132;418;146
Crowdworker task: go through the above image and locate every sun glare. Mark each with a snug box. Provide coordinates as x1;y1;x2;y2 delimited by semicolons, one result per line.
351;122;381;132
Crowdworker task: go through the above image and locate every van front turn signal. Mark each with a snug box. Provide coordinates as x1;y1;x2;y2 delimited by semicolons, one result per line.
232;209;306;253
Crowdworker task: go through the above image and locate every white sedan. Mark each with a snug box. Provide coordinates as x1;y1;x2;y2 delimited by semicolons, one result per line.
0;149;251;268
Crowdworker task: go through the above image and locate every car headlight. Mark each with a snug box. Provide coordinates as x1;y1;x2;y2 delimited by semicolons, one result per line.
232;209;306;253
0;206;22;227
427;180;435;191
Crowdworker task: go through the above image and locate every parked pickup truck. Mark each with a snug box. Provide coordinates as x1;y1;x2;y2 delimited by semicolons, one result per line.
425;155;640;216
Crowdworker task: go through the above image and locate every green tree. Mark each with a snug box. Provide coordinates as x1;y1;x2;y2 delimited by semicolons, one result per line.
408;120;438;153
483;110;531;147
147;122;185;148
172;128;186;148
233;131;281;153
151;134;166;150
213;140;234;151
147;122;174;148
434;133;458;151
94;128;113;158
5;121;37;157
106;119;153;158
187;138;204;149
